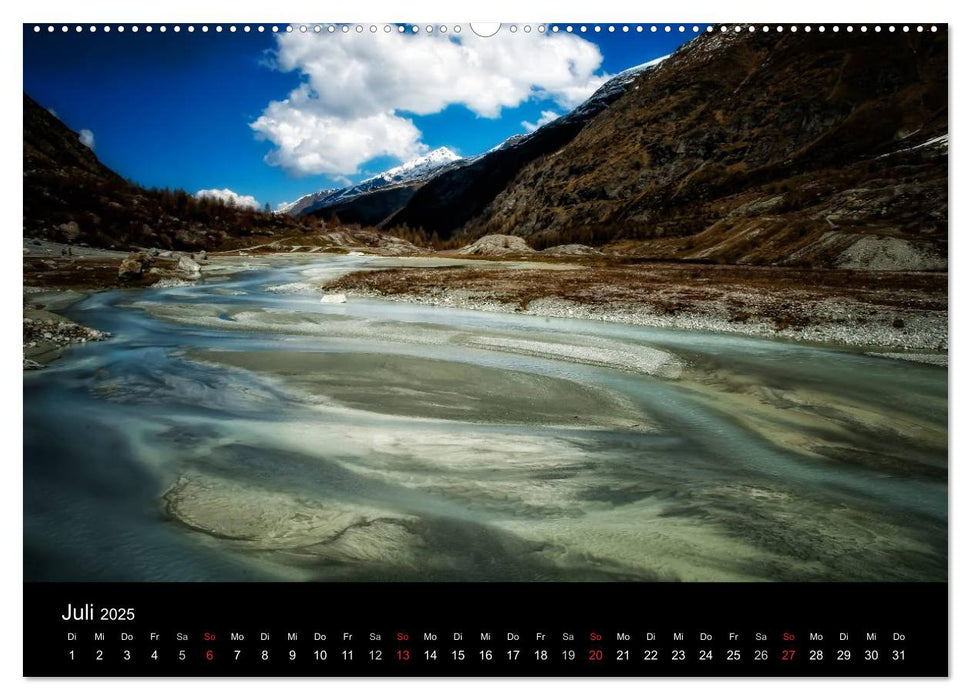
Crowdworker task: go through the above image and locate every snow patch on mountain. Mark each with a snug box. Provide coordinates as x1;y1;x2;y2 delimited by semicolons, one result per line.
275;188;343;215
278;147;462;216
359;147;462;187
278;55;669;218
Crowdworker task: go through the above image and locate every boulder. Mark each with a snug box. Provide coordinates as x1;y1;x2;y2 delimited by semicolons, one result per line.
57;221;81;241
118;252;152;280
455;235;534;256
177;255;202;278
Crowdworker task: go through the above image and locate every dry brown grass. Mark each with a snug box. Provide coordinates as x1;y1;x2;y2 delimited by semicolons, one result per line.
325;262;946;311
23;256;177;290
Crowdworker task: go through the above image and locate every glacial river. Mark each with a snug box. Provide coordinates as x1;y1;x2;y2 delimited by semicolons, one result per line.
24;255;947;582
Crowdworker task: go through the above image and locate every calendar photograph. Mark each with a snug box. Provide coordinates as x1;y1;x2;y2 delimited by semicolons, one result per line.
23;22;947;593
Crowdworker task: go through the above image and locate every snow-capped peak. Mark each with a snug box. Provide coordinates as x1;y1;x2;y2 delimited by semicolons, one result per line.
360;147;461;185
275;187;342;214
277;148;463;216
278;54;658;217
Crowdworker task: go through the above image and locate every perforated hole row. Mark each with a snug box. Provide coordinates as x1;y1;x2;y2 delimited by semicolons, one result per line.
30;24;944;35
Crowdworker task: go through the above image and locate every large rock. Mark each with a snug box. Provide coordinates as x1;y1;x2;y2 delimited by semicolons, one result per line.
57;221;80;241
177;255;201;278
835;236;947;272
455;235;534;256
118;252;152;280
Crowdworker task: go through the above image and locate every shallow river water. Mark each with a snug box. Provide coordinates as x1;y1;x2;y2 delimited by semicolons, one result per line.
24;255;947;582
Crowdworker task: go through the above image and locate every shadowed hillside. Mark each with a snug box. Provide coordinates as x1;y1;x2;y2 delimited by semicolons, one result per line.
377;63;662;237
23;93;314;251
463;30;947;269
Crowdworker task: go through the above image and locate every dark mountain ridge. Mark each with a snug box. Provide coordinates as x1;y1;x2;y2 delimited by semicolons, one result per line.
23;93;312;251
283;146;464;219
379;61;663;237
311;184;419;228
25;27;947;271
464;30;947;267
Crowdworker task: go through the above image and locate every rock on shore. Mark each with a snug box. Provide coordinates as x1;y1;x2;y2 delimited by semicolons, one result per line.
23;308;110;369
454;235;533;256
177;255;202;279
118;252;153;280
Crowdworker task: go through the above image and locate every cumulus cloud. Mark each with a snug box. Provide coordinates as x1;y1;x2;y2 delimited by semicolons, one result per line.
254;105;423;176
195;188;260;210
251;28;610;177
78;129;95;150
521;110;561;133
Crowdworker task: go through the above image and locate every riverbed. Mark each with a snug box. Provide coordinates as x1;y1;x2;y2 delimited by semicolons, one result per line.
23;254;947;582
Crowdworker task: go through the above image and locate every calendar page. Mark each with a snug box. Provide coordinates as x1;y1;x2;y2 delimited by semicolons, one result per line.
21;18;948;678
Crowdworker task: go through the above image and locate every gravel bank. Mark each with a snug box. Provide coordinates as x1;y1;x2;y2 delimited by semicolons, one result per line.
23;305;110;369
328;286;947;360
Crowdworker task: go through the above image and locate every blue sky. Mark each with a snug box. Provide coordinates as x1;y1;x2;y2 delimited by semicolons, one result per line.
23;24;695;209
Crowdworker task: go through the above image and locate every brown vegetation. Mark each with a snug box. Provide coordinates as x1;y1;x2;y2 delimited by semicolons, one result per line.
323;262;947;329
463;31;947;267
23;255;178;290
23;93;319;252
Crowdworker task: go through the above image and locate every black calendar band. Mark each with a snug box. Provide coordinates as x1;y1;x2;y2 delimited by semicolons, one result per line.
24;582;947;677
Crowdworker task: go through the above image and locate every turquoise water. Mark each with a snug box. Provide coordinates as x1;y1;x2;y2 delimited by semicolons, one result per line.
24;256;947;582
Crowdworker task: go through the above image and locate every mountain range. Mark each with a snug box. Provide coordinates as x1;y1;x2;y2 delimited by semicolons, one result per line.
283;57;665;234
278;146;463;218
466;30;947;267
24;29;947;269
280;29;947;268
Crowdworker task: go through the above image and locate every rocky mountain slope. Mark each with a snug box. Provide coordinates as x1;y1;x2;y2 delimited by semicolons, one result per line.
464;30;947;269
383;59;665;237
277;186;344;218
278;60;661;232
308;184;421;228
279;62;661;234
23;93;313;251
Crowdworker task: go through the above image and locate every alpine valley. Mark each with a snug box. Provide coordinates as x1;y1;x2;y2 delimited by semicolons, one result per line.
23;26;948;585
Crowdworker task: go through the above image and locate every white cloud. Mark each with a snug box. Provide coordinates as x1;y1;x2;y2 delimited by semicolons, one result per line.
78;129;95;150
251;28;610;177
255;104;423;177
195;188;261;210
521;110;561;133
